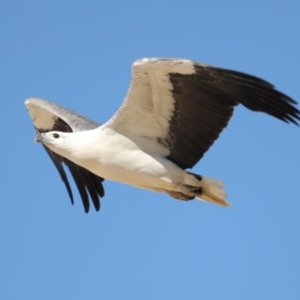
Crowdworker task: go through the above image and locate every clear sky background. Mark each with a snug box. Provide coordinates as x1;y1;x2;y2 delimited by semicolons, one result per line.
1;1;299;299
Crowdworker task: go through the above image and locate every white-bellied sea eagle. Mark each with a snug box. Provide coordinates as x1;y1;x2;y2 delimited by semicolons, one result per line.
25;58;300;212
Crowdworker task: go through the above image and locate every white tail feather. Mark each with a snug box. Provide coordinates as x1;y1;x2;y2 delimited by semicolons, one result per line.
197;177;230;206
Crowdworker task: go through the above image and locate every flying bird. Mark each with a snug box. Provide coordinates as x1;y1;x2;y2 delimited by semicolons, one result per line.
25;58;300;213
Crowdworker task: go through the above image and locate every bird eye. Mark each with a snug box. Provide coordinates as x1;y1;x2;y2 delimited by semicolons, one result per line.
53;133;60;139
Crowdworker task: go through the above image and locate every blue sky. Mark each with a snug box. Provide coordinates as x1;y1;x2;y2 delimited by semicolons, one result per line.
1;1;300;299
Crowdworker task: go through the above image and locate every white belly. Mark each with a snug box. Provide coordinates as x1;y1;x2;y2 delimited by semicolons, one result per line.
69;127;184;190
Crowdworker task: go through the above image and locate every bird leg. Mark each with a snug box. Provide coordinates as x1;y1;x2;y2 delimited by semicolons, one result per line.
166;191;195;201
166;184;203;201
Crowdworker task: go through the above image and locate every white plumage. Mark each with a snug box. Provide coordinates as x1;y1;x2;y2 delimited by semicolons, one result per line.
25;58;300;212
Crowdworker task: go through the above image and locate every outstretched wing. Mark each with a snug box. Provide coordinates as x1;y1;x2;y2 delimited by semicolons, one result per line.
106;58;300;169
25;98;105;213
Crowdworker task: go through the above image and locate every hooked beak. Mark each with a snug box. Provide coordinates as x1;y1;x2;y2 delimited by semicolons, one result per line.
34;133;47;143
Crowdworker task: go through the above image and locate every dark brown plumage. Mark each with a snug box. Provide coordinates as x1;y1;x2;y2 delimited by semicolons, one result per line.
166;65;299;169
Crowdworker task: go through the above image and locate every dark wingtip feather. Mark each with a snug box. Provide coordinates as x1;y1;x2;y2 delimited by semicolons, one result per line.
42;145;74;205
42;148;104;213
202;65;300;127
65;161;91;213
62;160;104;213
